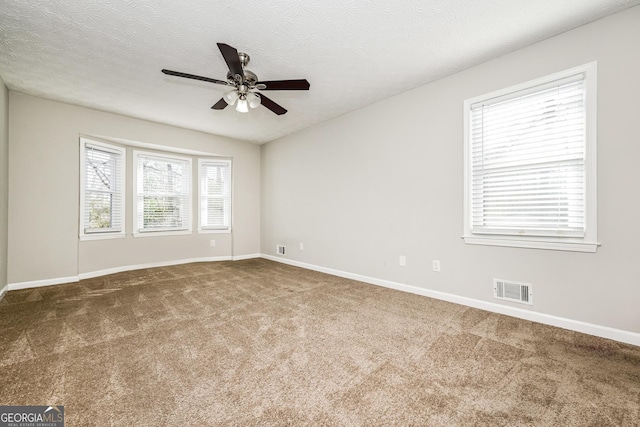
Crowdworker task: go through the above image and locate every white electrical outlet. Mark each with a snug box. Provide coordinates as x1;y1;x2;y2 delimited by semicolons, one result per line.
210;240;216;247
399;255;406;266
432;260;441;272
299;242;304;250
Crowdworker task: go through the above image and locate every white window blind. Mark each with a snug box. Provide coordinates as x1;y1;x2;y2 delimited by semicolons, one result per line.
469;73;586;238
135;152;192;233
81;140;125;236
199;159;231;231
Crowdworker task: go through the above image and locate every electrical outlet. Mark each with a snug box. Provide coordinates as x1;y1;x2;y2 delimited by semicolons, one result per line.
299;242;304;251
399;255;406;266
210;240;216;247
432;260;441;272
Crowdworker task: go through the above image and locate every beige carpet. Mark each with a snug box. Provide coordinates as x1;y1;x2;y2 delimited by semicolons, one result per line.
0;259;638;426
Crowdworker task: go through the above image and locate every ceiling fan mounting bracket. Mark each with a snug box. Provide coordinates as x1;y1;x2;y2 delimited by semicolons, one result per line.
237;52;250;67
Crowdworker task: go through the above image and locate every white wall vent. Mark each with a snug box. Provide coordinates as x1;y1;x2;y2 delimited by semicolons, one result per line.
493;279;533;305
276;245;286;255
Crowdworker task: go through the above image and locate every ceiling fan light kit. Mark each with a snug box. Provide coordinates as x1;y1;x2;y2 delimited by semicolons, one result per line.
162;43;310;115
222;85;262;113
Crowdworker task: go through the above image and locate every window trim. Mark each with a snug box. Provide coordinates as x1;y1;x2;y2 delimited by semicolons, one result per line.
132;150;193;237
198;158;233;234
79;138;126;241
462;62;598;252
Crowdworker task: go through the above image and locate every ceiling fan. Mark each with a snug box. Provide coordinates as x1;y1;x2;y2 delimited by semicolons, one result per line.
162;43;310;115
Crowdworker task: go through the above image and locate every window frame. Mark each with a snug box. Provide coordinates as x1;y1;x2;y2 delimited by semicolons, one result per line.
132;150;193;237
463;62;598;252
198;158;233;234
79;138;126;241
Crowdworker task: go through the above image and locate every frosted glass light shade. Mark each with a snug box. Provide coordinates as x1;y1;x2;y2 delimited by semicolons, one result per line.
247;92;261;109
223;90;239;105
235;98;249;113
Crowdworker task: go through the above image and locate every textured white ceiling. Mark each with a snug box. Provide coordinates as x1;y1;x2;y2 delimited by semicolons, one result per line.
0;0;638;144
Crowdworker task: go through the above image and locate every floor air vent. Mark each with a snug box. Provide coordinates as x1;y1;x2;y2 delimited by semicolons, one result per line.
494;279;533;305
276;245;286;255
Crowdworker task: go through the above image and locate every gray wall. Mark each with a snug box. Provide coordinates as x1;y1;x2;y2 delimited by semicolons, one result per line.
8;93;261;284
0;75;8;293
261;6;640;334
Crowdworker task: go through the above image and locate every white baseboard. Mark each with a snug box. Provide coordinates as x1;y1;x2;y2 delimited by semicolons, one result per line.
261;254;640;347
0;284;8;301
77;256;233;280
8;275;79;291
8;254;263;288
232;253;262;261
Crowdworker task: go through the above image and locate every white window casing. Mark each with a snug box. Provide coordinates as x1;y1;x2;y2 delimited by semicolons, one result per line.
463;62;598;252
79;138;126;240
133;150;192;236
198;159;232;233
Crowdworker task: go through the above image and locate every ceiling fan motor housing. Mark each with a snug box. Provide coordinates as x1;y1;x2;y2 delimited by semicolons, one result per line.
228;69;259;87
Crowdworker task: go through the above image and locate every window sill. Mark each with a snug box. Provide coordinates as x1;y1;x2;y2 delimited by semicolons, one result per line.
80;233;126;241
133;230;192;238
198;228;231;234
462;236;599;253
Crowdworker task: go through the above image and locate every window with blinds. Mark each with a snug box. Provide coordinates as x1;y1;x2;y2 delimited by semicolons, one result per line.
134;151;192;234
198;159;232;232
463;63;598;252
80;139;125;239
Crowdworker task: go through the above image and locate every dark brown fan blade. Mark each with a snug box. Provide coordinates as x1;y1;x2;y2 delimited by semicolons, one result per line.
257;79;310;91
211;98;228;110
259;94;287;115
217;43;244;80
162;69;229;86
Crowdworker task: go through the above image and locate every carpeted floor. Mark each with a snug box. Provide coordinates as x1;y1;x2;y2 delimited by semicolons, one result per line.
0;259;638;426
